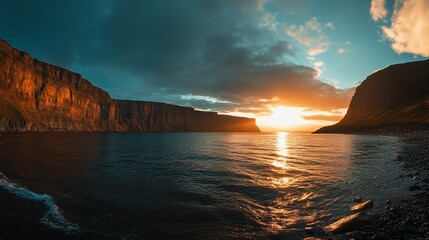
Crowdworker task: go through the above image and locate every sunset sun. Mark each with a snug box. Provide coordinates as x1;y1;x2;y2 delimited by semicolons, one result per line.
258;106;306;131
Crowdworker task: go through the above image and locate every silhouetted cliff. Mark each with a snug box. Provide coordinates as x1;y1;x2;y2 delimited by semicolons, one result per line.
315;60;429;134
0;39;260;132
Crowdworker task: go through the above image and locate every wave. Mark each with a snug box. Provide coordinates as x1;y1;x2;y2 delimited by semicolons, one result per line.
0;172;80;235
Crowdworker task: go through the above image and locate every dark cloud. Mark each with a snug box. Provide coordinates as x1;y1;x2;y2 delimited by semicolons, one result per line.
0;0;353;114
0;0;111;66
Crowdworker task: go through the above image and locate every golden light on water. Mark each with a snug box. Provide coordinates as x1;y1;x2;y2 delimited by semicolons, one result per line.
271;177;291;186
266;132;319;234
272;132;288;170
271;132;295;188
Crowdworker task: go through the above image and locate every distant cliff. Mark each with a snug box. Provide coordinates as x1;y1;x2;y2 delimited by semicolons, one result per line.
0;39;260;132
315;60;429;134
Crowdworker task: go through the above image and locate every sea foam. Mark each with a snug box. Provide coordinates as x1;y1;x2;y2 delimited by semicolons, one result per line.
0;172;80;235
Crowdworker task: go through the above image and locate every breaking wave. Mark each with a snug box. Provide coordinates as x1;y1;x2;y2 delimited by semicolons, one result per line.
0;172;80;235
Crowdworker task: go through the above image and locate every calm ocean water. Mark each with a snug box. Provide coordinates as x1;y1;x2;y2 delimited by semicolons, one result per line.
0;132;413;239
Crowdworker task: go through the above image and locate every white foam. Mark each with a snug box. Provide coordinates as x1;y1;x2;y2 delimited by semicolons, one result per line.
0;172;80;235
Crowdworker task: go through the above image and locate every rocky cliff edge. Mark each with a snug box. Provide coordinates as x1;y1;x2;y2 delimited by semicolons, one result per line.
0;39;260;132
315;60;429;134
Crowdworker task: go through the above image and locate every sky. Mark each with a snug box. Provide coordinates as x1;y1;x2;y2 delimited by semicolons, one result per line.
0;0;427;131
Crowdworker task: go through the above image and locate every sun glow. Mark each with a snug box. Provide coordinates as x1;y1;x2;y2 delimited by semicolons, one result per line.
257;106;307;132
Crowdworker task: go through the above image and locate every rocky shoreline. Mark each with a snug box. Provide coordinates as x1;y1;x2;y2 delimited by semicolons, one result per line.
306;131;429;240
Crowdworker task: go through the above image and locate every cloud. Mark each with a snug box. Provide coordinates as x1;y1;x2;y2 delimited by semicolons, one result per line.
313;61;324;67
325;22;334;30
381;0;429;57
370;0;388;21
0;0;352;116
285;17;331;56
337;48;346;54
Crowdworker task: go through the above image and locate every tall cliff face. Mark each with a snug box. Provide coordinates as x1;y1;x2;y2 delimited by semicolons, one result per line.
315;60;429;133
0;39;112;132
0;39;260;132
109;100;259;132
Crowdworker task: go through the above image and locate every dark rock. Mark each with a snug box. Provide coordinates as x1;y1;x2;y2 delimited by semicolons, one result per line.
350;200;373;212
407;225;420;233
349;230;363;239
305;227;314;234
404;217;414;225
388;207;399;214
404;234;417;239
353;196;362;203
409;185;422;191
305;225;323;236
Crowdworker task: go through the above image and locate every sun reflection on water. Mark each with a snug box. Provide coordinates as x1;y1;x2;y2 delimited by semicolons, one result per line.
272;132;288;170
266;132;319;234
271;132;294;188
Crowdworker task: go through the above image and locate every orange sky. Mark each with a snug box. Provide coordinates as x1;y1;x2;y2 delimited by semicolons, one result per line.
257;106;343;132
225;106;347;132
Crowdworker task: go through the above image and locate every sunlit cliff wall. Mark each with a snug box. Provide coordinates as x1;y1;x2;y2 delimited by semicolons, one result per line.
0;39;260;132
315;60;429;133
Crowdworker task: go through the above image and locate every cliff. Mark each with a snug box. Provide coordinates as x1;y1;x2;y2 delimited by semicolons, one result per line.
315;60;429;134
109;100;259;132
0;39;260;132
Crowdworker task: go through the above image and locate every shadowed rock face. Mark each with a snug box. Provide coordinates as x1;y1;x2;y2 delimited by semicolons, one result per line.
0;39;260;132
315;60;429;133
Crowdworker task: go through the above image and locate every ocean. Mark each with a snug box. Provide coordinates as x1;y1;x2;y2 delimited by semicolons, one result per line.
0;132;413;239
